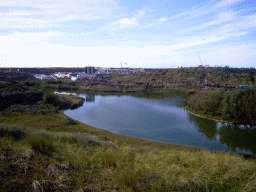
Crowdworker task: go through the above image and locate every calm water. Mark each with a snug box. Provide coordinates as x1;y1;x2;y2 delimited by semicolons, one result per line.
59;91;256;156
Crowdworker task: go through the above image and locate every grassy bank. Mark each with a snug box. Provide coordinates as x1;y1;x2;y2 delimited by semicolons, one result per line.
184;106;224;122
46;93;85;110
1;109;256;191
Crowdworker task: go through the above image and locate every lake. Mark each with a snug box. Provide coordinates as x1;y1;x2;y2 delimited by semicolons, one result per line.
58;91;256;156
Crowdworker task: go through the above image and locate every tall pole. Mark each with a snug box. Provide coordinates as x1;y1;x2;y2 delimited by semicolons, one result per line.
120;62;127;74
197;52;203;66
120;62;122;74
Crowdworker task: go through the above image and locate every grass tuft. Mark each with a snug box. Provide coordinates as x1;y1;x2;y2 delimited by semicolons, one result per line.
27;135;55;156
0;123;27;140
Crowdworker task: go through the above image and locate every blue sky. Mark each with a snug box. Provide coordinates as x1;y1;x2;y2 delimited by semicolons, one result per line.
0;0;256;68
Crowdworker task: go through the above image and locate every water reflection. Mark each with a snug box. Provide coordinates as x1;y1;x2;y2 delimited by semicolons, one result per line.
219;124;256;155
189;114;218;141
84;91;188;106
189;114;256;155
130;91;188;100
86;94;95;102
61;91;256;156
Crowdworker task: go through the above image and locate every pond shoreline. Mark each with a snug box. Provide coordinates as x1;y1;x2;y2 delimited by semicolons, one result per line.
63;107;256;159
184;106;233;124
60;91;255;157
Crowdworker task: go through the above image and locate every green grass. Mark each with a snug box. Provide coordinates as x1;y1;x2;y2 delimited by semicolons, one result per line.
43;93;85;110
181;84;204;91
0;111;256;191
185;106;224;122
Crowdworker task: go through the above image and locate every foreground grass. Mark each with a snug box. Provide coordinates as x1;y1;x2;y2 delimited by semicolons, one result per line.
0;112;256;192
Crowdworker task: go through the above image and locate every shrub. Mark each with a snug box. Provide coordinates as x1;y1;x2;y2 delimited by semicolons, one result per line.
43;93;59;105
61;118;77;125
69;103;79;109
4;102;57;114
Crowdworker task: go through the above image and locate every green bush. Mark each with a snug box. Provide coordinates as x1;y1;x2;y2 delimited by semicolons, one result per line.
222;89;256;125
61;118;77;125
43;93;59;105
70;103;79;109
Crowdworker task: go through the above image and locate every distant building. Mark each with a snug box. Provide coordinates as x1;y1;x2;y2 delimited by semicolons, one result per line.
71;75;80;81
34;74;52;80
80;73;97;79
85;66;95;74
53;72;71;79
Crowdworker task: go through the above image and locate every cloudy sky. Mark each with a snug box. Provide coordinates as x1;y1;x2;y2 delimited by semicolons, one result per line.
0;0;256;68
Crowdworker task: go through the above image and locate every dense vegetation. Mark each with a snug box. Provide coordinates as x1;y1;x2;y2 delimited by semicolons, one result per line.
0;71;36;82
26;78;153;92
109;67;256;86
0;80;84;115
43;93;84;110
187;88;256;126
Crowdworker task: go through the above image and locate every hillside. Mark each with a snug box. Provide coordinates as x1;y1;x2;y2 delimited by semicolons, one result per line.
108;67;256;87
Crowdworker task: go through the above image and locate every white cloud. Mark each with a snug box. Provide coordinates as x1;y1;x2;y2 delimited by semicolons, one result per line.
167;0;243;23
186;11;238;32
0;31;61;44
119;18;138;25
0;0;256;68
235;14;256;30
0;11;38;16
217;0;245;8
103;17;139;32
147;17;167;27
157;18;166;23
1;30;253;68
217;11;236;22
46;9;60;15
143;31;248;54
3;0;119;9
1;0;120;27
0;17;47;29
103;8;147;32
136;10;146;17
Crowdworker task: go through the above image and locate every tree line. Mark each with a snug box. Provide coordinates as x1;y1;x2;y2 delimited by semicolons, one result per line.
188;88;256;126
